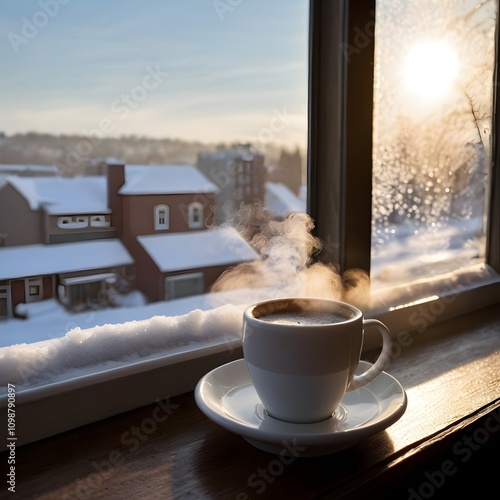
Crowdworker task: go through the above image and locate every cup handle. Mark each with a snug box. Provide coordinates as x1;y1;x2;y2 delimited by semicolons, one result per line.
347;319;392;392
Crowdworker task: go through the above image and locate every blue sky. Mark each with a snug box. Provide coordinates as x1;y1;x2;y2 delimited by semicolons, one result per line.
0;0;309;146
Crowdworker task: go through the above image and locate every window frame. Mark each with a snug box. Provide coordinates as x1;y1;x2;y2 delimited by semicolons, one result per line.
188;201;204;229
90;215;110;228
154;204;169;230
57;215;89;229
307;0;500;337
3;0;500;448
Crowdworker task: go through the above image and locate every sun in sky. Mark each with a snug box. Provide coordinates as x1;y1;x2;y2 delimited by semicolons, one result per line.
403;40;460;103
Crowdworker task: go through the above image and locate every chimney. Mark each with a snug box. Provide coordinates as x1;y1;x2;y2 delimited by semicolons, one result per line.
107;163;125;238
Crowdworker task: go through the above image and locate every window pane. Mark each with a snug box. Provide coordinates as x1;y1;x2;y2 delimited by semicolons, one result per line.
0;1;309;345
372;0;497;290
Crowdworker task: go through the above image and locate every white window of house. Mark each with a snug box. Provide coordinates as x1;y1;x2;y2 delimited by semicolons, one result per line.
57;216;88;229
57;216;71;228
25;278;43;303
165;273;204;300
90;215;110;227
154;205;169;230
188;202;204;229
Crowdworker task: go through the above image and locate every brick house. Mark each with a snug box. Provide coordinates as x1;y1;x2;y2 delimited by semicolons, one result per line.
107;164;258;303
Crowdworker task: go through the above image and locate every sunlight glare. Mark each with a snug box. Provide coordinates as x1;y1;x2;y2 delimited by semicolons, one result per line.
403;41;459;102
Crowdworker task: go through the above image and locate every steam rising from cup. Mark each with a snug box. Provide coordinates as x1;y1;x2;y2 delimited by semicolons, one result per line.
210;205;370;308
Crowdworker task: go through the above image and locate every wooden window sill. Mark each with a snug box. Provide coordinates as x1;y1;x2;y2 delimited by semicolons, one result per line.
4;303;500;499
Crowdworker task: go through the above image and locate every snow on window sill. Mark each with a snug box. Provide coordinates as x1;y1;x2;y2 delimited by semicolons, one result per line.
369;263;500;314
0;292;251;394
5;336;241;406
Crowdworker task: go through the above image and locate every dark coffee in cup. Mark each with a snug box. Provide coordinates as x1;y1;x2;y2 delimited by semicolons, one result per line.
258;311;347;326
252;298;355;326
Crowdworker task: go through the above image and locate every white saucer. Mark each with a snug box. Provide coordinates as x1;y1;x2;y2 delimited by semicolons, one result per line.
195;359;407;457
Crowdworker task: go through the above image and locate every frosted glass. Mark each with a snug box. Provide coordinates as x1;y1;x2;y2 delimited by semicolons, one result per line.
371;0;497;289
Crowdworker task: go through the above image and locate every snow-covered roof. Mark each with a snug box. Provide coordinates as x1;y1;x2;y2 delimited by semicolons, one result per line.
119;165;219;195
6;175;110;215
5;165;219;214
137;227;259;272
265;182;306;215
0;239;133;280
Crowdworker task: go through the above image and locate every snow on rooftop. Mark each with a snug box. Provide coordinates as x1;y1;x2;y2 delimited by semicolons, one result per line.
119;165;219;195
0;239;133;280
265;182;306;215
138;226;260;272
7;175;109;214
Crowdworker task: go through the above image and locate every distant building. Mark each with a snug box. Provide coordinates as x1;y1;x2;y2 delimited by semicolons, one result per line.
0;163;259;319
81;157;122;176
197;145;265;224
266;147;303;196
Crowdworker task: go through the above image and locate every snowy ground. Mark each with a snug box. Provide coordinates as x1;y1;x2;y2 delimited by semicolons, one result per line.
371;217;485;290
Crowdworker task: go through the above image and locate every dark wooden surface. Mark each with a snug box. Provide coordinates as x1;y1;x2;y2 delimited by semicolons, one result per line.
3;304;500;499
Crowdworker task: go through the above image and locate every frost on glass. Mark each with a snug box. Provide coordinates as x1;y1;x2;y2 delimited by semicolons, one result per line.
371;0;497;289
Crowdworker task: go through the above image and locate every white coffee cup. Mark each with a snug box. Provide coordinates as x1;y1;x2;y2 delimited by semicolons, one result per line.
242;298;393;424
